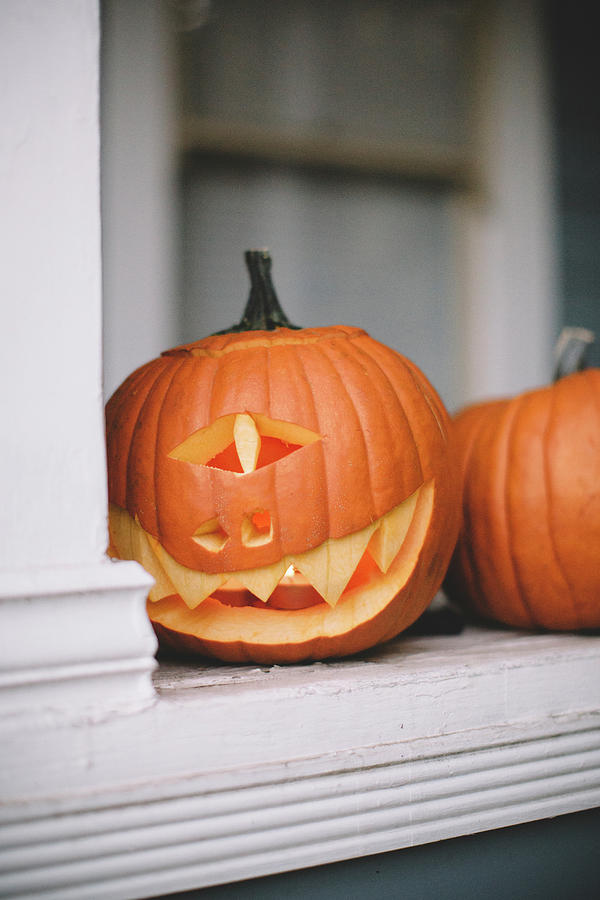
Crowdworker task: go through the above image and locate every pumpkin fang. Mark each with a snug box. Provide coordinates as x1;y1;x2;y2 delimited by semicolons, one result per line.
147;477;438;664
109;483;430;610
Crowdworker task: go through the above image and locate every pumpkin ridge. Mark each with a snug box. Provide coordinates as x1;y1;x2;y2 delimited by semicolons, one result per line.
397;352;448;445
292;345;331;542
264;345;284;563
265;344;328;554
359;339;426;483
499;396;535;627
339;339;417;514
353;341;425;492
153;355;197;544
265;341;273;418
106;363;153;436
353;341;412;512
470;402;515;622
106;362;164;509
503;394;539;627
204;352;245;558
126;356;182;536
202;349;221;429
543;378;580;626
580;371;600;618
318;341;378;522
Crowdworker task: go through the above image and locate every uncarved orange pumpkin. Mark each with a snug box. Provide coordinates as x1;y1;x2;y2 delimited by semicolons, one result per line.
444;329;600;631
106;250;459;663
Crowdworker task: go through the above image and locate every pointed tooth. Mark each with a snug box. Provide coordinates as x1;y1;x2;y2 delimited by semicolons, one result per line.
294;522;377;607
131;525;178;603
109;505;175;603
369;486;421;573
234;413;261;473
235;558;289;602
108;503;132;557
147;535;226;609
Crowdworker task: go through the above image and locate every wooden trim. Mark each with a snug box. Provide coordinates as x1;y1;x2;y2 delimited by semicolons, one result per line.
180;115;475;186
2;626;599;898
0;561;156;716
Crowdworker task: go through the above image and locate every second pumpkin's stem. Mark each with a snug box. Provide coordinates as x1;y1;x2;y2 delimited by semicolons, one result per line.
553;326;595;381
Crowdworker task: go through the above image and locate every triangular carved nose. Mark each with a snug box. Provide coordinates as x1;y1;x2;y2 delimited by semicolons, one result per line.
191;519;228;552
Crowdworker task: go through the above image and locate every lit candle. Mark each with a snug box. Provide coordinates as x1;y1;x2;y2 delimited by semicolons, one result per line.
213;578;252;607
214;566;323;610
267;566;323;609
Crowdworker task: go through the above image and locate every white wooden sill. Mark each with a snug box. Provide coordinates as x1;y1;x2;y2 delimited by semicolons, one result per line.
1;617;599;900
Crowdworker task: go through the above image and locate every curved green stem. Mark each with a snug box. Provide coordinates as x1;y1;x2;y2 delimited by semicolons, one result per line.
216;250;300;334
553;327;595;381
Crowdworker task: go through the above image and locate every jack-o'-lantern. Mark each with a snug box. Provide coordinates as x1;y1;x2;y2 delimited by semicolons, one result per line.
444;328;600;631
106;250;459;663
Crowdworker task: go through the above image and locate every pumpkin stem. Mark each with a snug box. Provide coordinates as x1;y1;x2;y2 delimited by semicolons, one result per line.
216;250;301;334
553;327;595;381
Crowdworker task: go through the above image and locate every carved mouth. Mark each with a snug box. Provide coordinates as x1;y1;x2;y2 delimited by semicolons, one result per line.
109;482;431;611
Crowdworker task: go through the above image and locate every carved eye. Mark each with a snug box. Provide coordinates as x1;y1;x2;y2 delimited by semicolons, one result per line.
169;413;321;474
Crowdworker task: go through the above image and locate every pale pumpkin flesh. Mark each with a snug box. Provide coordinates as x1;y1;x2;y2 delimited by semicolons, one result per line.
109;480;437;663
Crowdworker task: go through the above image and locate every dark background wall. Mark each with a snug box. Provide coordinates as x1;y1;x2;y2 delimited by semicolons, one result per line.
159;807;600;899
548;0;600;367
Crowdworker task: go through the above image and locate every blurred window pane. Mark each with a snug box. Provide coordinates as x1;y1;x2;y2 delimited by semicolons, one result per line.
179;0;476;411
181;0;473;149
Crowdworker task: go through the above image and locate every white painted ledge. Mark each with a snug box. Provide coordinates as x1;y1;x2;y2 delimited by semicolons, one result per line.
0;560;157;716
1;625;599;899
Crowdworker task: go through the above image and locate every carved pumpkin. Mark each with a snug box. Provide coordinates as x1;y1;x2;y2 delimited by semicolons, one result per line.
444;329;600;631
106;251;459;663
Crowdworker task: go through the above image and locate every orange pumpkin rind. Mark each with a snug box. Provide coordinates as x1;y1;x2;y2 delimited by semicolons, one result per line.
445;336;600;633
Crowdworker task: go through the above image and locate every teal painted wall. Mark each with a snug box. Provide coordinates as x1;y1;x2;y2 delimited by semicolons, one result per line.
547;0;600;368
161;808;600;899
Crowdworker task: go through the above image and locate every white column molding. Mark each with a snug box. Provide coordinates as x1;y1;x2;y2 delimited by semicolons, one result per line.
0;562;156;716
0;0;157;718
